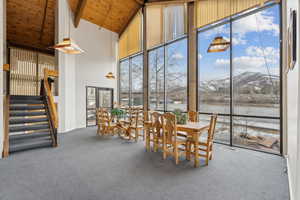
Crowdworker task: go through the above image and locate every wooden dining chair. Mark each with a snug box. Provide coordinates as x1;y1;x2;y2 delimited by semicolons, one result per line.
188;114;218;165
148;112;164;152
126;109;144;142
162;113;189;165
97;108;118;136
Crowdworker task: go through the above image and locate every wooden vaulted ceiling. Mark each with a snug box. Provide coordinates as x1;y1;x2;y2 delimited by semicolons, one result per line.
6;0;178;51
7;0;56;52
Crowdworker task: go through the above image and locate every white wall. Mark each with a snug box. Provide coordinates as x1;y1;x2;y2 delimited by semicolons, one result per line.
286;0;300;199
56;1;118;131
57;0;77;133
0;0;5;159
73;20;118;129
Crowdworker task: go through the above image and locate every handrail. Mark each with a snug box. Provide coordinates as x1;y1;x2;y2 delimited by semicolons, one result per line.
2;95;9;157
3;64;9;71
44;69;59;129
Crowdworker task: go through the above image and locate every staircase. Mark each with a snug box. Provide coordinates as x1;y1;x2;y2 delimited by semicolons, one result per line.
8;95;57;153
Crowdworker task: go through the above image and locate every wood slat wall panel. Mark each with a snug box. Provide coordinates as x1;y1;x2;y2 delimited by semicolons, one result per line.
9;47;55;96
196;0;277;28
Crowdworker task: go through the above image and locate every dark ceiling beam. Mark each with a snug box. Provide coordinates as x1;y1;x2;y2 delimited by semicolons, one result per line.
74;0;88;28
39;0;49;42
134;0;144;5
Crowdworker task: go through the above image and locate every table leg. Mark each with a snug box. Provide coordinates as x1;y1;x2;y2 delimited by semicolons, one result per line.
194;132;199;168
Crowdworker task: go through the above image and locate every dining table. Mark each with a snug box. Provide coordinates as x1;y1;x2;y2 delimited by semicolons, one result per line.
144;121;209;167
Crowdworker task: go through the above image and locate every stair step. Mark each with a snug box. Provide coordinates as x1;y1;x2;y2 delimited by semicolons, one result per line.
9;139;53;153
10;105;45;111
9;117;48;125
10;95;43;100
10;111;46;117
9;124;50;133
9;132;51;141
10;99;44;104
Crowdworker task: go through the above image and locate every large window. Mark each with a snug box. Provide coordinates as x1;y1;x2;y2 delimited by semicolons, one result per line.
148;38;188;112
119;54;143;107
197;4;281;154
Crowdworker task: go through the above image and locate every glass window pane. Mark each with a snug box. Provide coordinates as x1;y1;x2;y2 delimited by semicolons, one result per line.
131;55;143;107
232;5;280;118
120;59;130;106
233;117;280;154
166;39;187;111
198;23;230;114
87;87;96;126
164;4;186;42
149;47;165;110
199;114;230;144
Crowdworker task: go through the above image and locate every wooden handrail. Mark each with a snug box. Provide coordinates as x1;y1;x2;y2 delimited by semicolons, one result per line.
2;95;9;157
44;69;59;129
3;64;9;72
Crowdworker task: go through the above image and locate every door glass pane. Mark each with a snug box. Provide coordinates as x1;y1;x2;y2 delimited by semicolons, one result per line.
233;117;280;153
166;38;187;111
198;23;230;114
131;55;143;107
98;89;112;110
87;87;96;126
232;5;280;118
120;59;130;107
149;47;165;110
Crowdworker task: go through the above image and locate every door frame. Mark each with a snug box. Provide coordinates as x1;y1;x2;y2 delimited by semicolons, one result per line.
86;86;114;127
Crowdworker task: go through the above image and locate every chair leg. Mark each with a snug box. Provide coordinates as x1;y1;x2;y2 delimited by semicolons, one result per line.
175;146;179;165
163;143;167;160
205;152;209;166
209;152;212;160
135;129;139;142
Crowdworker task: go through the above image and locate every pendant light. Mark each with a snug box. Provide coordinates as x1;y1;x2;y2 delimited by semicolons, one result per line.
53;2;84;54
105;0;115;80
207;0;231;53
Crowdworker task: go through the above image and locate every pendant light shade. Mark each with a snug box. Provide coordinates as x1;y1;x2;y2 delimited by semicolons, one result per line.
105;72;115;79
207;36;230;53
53;38;84;55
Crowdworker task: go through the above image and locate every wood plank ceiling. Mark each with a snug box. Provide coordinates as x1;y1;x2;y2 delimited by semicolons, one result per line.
68;0;144;34
7;0;56;51
6;0;177;51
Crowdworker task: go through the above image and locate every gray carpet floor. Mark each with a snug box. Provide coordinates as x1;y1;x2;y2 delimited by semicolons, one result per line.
0;127;289;200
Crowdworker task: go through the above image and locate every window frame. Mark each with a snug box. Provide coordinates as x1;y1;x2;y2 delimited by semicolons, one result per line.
196;2;283;155
147;36;189;112
118;52;144;108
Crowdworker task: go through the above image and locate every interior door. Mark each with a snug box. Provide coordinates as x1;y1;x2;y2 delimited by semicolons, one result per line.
86;87;97;126
97;88;113;112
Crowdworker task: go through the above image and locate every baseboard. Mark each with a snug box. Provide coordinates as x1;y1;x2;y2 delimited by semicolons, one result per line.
286;156;294;200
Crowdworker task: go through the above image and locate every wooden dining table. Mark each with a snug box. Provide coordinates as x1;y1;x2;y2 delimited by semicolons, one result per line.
144;121;209;167
177;123;209;167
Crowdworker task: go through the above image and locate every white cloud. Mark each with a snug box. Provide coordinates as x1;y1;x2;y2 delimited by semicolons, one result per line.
215;59;230;66
198;53;202;60
172;53;184;59
246;46;279;58
233;11;279;37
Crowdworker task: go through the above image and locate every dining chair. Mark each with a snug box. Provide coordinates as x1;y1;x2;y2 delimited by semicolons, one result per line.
188;114;218;165
97;108;118;136
126;109;144;142
148;112;164;152
162;113;189;165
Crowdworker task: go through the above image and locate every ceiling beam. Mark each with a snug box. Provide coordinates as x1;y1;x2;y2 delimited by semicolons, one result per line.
39;0;49;42
74;0;88;28
134;0;144;5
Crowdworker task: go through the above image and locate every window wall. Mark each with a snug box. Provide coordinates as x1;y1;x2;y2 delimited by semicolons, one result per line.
119;54;143;107
148;38;188;112
197;4;281;154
